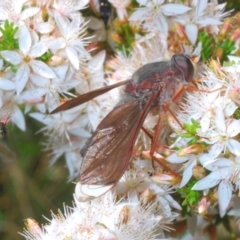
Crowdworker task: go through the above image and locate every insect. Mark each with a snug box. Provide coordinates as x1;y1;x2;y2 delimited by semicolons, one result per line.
0;115;10;140
99;0;112;26
0;122;7;139
51;54;194;201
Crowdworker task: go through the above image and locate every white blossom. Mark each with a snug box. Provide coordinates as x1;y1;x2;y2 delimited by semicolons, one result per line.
1;26;56;94
49;12;91;70
130;0;191;35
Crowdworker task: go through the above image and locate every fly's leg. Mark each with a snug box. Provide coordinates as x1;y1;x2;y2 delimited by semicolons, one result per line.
141;117;180;178
171;84;223;106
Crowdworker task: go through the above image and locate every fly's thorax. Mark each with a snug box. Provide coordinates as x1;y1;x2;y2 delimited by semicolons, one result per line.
157;77;186;108
131;61;171;85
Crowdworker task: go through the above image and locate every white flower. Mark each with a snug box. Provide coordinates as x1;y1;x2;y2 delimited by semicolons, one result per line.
199;116;240;162
223;57;240;105
1;26;56;94
75;50;116;131
29;106;93;179
49;12;91;70
116;161;153;196
107;33;168;84
50;0;89;19
25;15;55;35
0;91;26;131
30;63;80;112
167;153;197;187
0;0;40;25
22;191;165;240
116;161;181;217
130;0;191;35
174;0;228;44
175;68;224;132
192;156;240;217
108;0;131;20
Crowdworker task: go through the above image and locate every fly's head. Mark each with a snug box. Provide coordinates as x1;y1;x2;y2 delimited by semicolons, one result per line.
172;54;195;83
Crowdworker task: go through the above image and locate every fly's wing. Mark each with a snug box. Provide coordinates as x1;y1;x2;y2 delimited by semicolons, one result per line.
51;80;130;114
76;93;158;201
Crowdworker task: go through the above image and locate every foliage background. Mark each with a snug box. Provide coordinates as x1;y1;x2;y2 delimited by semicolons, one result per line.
0;117;75;240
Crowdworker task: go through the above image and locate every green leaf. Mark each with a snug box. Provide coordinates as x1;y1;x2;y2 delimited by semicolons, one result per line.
0;20;19;51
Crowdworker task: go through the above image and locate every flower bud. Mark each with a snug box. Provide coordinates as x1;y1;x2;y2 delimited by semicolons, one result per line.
215;48;224;60
230;29;240;42
140;188;156;205
219;18;232;39
192;165;206;180
197;196;210;216
151;173;180;185
24;218;42;237
178;143;204;157
110;32;124;44
173;22;187;41
48;55;65;67
113;19;128;33
119;205;130;224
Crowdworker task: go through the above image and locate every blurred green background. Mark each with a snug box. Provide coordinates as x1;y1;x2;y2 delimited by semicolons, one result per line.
0;116;75;240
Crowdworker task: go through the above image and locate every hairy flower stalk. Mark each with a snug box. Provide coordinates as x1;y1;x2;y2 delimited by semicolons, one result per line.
0;0;239;239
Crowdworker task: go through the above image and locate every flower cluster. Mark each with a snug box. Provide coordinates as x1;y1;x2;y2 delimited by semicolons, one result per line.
22;177;177;239
0;0;238;239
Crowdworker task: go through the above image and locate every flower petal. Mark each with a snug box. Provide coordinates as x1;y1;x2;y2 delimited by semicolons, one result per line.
48;37;66;50
21;88;46;102
66;46;79;69
228;139;240;156
20;7;40;20
185;24;198;45
200;110;211;132
29;112;53;125
65;151;80;179
167;152;189;163
36;22;54;34
15;64;30;94
227;119;240;137
30;74;50;87
204;159;234;171
161;4;191;16
19;26;31;55
218;181;232;217
30;42;48;58
136;0;148;5
180;159;196;187
197;18;222;26
224;101;238;117
54;11;67;36
12;105;26;131
192;175;220;190
0;78;15;90
215;106;226;133
195;0;208;18
89;50;106;69
129;8;147;21
164;194;182;210
1;50;22;65
208;142;224;158
30;60;56;78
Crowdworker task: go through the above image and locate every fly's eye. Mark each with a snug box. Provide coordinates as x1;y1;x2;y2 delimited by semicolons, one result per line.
173;54;194;82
